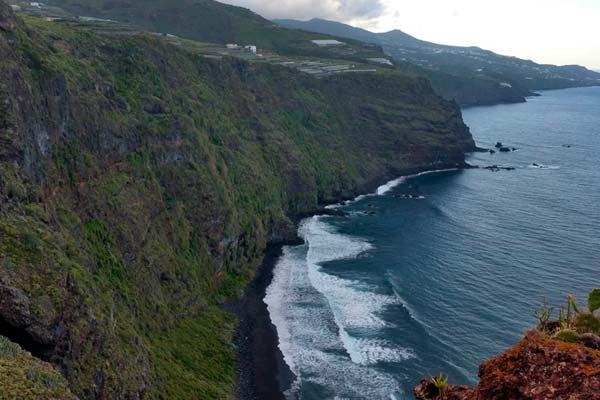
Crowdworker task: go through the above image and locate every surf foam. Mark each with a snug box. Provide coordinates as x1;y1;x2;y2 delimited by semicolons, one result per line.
265;217;412;398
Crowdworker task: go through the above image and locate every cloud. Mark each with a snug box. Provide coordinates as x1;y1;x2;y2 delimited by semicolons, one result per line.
220;0;386;21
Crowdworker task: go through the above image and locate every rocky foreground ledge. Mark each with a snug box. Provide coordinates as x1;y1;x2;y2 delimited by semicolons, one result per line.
414;329;600;400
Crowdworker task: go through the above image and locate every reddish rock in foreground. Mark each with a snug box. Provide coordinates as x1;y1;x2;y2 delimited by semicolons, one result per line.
415;329;600;400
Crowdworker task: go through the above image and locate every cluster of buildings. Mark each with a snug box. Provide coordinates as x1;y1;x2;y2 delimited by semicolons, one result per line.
226;43;258;54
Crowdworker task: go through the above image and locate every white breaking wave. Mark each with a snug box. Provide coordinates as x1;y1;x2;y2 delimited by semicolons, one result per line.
302;218;413;366
265;216;413;399
265;170;460;398
326;168;458;209
376;177;407;195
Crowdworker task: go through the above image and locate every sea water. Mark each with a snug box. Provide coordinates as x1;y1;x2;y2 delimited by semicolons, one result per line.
265;86;600;399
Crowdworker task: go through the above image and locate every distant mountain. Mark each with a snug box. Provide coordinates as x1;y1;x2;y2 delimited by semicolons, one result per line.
276;18;600;106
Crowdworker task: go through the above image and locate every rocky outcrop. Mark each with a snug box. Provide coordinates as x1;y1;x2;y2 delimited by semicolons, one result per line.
414;329;600;400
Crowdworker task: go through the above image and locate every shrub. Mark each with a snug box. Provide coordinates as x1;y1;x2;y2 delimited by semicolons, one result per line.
555;329;580;343
0;336;21;358
575;314;600;335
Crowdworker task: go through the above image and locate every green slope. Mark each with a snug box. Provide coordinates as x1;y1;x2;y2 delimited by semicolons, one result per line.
42;0;385;60
0;1;473;398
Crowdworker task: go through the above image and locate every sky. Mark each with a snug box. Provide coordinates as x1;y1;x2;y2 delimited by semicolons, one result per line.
221;0;600;70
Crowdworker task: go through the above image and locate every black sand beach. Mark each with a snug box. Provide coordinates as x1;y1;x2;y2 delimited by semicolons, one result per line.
232;245;295;400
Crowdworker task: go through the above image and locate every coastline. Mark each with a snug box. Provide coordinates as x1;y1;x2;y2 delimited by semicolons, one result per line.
231;163;469;400
232;244;295;400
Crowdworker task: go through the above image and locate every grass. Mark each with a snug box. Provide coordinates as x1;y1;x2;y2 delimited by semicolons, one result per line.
0;336;75;400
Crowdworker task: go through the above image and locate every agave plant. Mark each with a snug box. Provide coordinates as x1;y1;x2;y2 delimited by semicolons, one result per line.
431;372;449;399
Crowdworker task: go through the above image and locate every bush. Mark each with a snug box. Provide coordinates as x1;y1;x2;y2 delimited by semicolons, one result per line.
0;336;21;358
575;314;600;335
555;330;580;344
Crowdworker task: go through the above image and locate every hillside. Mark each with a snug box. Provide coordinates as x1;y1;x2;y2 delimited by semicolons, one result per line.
0;1;474;398
36;0;385;61
276;18;600;107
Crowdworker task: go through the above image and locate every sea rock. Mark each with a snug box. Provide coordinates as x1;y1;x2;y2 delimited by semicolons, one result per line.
483;165;514;172
312;208;348;217
499;147;511;152
414;329;600;400
495;142;503;148
489;149;496;154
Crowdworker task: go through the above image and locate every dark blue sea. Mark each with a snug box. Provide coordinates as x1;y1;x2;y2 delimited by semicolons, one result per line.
265;86;600;399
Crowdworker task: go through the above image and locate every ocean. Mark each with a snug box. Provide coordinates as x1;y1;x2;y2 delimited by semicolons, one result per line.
265;86;600;399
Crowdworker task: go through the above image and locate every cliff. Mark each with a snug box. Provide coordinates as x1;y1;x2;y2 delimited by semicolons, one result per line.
415;292;600;400
0;1;474;398
415;330;600;400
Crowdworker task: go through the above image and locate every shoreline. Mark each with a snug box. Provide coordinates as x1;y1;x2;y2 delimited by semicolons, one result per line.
232;244;295;400
231;164;468;400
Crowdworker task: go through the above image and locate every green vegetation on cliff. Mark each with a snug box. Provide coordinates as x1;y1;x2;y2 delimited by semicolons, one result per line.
0;1;473;398
0;336;75;400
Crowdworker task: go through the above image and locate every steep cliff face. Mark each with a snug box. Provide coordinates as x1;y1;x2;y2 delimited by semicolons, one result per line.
0;2;474;398
414;330;600;400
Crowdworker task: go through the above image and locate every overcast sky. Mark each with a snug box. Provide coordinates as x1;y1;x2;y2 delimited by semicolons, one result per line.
222;0;600;70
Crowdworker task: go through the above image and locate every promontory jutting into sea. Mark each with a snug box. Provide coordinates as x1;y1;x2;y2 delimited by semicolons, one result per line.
0;1;599;400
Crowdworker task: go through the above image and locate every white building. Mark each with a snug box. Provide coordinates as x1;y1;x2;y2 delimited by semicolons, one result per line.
226;44;240;49
244;45;257;54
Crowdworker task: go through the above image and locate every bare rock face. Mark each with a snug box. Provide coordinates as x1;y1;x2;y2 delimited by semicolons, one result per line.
0;282;32;328
415;329;600;400
0;0;15;31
